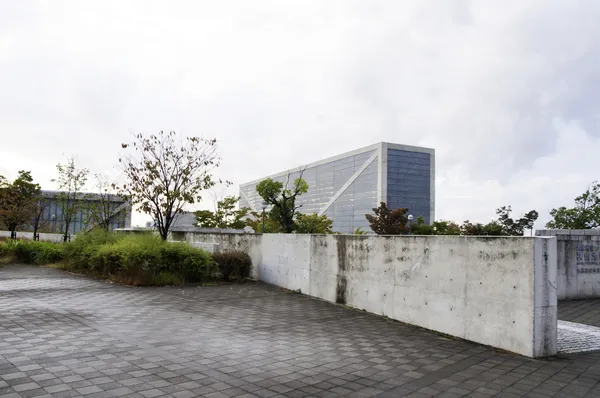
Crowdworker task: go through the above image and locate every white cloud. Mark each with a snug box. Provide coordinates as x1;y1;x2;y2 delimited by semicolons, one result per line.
1;0;600;228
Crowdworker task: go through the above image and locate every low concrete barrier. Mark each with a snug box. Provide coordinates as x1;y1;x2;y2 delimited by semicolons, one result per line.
176;232;557;358
537;229;600;299
0;231;64;242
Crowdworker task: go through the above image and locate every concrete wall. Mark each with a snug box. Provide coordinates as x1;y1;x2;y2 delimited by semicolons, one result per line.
537;229;600;299
0;231;64;243
182;232;557;358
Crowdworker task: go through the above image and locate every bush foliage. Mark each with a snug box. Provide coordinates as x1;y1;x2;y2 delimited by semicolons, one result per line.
0;231;235;286
0;239;64;265
212;251;252;281
63;231;216;285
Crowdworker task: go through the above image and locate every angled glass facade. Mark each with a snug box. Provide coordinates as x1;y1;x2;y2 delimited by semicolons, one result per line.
240;142;434;234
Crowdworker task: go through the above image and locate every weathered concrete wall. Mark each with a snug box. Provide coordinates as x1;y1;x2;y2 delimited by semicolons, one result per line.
537;229;600;299
308;235;556;358
176;232;557;357
0;231;64;243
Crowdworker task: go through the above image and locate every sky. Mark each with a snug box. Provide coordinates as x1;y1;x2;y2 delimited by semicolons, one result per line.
1;0;600;228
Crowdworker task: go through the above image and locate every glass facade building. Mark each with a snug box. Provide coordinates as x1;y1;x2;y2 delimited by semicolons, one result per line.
39;190;132;235
239;142;435;234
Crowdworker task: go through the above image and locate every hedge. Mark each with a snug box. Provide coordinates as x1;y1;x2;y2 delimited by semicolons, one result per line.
63;231;216;285
0;239;64;265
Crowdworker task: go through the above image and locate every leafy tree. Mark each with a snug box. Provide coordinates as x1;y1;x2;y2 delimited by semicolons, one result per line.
31;197;49;239
117;131;225;240
365;202;409;235
256;171;308;233
244;211;282;233
52;157;89;242
195;196;249;229
460;220;504;236
496;205;538;235
547;182;600;229
411;216;434;235
432;220;461;235
294;213;334;234
0;171;41;238
86;175;124;232
353;227;368;235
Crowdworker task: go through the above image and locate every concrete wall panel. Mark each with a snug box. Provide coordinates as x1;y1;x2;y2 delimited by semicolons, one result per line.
536;230;600;299
181;232;557;358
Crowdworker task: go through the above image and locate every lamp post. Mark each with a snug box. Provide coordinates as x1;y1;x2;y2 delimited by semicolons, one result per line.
528;220;534;237
407;214;414;235
261;201;268;233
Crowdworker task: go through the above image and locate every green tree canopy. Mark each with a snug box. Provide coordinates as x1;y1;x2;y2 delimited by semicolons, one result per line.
0;171;41;236
495;205;538;235
256;172;309;233
195;196;249;229
294;213;334;234
244;211;282;233
547;182;600;229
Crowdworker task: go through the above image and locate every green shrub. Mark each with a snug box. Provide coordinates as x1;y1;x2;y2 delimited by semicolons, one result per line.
0;240;64;265
64;232;216;285
63;230;120;271
212;251;252;281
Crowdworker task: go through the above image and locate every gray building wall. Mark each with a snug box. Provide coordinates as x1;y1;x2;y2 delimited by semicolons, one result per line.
240;142;435;234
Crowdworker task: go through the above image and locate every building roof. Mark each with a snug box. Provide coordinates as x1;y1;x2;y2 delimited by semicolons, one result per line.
240;141;434;186
41;190;128;202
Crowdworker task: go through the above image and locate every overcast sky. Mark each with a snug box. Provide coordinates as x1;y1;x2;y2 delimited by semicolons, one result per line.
1;0;600;228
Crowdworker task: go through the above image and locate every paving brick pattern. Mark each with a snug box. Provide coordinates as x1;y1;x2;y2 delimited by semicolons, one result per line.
2;265;600;397
559;299;600;328
558;321;600;354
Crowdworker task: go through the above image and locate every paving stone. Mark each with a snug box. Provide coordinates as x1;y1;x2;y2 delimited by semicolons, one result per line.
2;265;600;398
558;320;600;353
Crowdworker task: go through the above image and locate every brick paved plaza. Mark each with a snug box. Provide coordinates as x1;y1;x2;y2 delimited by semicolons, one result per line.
2;265;600;397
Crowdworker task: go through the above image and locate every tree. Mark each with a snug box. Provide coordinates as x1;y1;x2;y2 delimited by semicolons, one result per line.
117;131;225;240
460;220;504;236
86;175;123;232
52;157;89;242
244;211;282;233
432;220;461;235
547;182;600;229
195;196;249;229
496;205;538;235
256;171;308;233
294;213;334;234
365;202;409;235
0;171;41;238
31;197;49;239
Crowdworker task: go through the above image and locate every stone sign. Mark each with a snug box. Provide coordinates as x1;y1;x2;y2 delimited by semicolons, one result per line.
576;244;600;273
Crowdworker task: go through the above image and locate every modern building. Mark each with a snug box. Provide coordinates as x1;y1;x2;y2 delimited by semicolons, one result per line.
239;142;435;234
39;190;132;235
